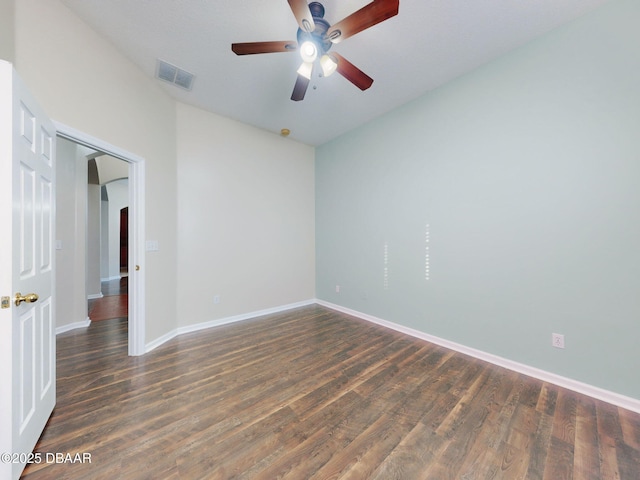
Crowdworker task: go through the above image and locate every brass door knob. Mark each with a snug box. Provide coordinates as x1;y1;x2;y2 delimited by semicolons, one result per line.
15;292;39;306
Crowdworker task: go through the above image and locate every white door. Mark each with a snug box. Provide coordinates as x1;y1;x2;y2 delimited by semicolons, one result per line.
0;61;56;480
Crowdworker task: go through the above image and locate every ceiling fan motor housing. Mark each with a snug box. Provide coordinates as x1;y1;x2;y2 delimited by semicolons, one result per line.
297;2;332;55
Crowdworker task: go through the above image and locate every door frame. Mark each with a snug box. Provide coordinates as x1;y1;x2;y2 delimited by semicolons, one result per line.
55;121;146;356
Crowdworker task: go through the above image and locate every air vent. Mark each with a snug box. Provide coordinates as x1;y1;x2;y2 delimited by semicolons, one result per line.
156;59;195;91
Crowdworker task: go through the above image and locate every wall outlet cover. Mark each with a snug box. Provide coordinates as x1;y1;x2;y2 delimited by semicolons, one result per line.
552;333;565;349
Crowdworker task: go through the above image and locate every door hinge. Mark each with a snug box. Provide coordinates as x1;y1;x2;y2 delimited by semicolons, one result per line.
1;296;10;309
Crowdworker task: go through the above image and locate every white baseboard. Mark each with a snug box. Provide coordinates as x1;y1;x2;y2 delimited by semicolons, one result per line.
101;275;121;282
144;328;178;353
87;293;104;300
144;299;316;354
56;317;91;335
315;299;640;414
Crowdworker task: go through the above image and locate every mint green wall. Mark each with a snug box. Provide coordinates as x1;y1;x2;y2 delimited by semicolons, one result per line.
316;0;640;399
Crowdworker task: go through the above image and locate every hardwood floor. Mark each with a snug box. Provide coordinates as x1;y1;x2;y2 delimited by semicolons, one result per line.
88;277;128;321
22;305;640;479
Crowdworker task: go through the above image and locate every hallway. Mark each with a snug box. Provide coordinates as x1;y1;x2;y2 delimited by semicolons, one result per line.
88;277;128;321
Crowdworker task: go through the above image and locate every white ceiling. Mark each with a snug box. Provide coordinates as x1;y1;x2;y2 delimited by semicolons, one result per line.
60;0;611;146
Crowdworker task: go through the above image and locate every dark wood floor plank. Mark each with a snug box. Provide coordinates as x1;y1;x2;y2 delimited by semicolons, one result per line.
370;360;496;479
371;417;450;480
309;347;448;479
447;372;518;479
597;400;623;479
552;388;578;445
177;406;299;479
422;367;517;479
89;294;128;321
543;436;574;480
465;396;541;480
243;391;368;479
310;413;407;480
21;302;640;479
574;397;602;480
535;382;558;417
619;407;640;452
525;411;555;480
499;406;541;478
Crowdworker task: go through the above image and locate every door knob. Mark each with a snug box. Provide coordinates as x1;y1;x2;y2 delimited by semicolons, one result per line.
14;292;39;306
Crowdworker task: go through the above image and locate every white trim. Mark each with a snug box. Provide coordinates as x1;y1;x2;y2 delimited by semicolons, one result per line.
54;121;146;356
128;158;145;356
56;318;91;335
87;293;103;300
177;299;316;336
145;299;316;353
100;275;121;282
55;123;145;164
315;299;640;414
145;329;177;354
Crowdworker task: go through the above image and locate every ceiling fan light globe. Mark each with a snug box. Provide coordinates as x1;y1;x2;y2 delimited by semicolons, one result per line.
297;62;314;80
299;41;318;63
320;54;337;77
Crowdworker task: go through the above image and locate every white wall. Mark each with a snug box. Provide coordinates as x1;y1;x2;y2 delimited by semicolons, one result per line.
14;0;316;343
96;155;128;184
56;138;93;328
15;0;178;342
86;183;101;297
100;194;109;280
0;0;14;63
176;103;316;325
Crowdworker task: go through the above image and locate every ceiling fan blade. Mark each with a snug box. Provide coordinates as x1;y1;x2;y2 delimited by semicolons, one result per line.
231;41;297;55
288;0;315;32
326;0;399;44
332;53;374;91
291;74;311;101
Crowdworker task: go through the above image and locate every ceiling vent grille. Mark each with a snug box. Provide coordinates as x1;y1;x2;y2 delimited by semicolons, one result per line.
156;59;195;91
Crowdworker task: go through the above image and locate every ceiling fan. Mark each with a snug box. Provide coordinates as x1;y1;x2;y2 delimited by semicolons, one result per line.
231;0;399;101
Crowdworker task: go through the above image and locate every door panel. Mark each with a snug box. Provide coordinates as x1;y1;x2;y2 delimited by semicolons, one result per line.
19;163;35;278
0;61;56;480
18;307;36;430
40;297;54;395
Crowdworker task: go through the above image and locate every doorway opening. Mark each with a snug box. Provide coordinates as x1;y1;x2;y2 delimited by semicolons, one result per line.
120;206;129;274
55;122;146;356
86;158;129;325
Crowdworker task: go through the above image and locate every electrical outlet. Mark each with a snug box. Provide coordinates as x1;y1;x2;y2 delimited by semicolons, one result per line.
335;285;340;294
552;333;565;349
213;295;220;304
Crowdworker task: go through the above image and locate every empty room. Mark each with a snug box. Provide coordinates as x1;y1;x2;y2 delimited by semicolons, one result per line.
1;0;639;478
